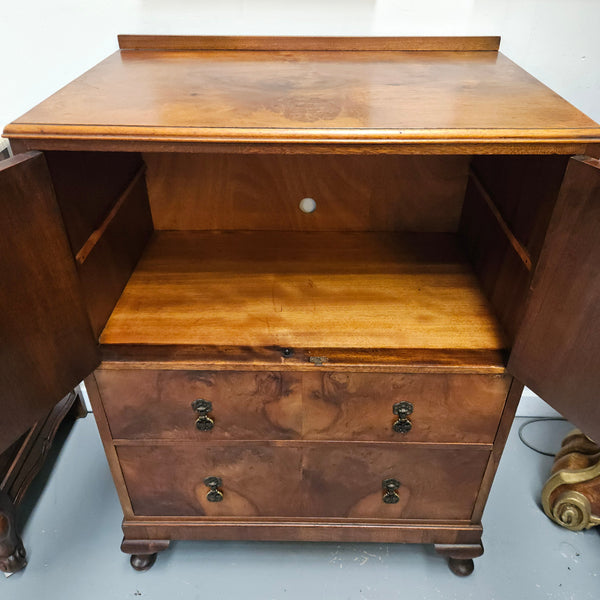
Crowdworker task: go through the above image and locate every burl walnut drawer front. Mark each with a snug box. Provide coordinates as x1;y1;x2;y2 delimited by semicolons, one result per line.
97;369;508;443
118;445;304;517
117;444;489;520
96;370;302;440
303;372;510;443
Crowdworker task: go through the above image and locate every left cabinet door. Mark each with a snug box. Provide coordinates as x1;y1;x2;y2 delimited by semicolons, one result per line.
0;152;99;451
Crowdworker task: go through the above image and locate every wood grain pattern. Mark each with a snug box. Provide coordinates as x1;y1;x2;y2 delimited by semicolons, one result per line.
95;369;508;443
144;154;468;231
508;156;600;443
302;372;510;443
6;44;599;152
118;35;501;52
0;152;98;451
302;445;489;519
96;370;303;441
117;443;489;519
118;445;304;517
99;231;507;352
77;171;153;337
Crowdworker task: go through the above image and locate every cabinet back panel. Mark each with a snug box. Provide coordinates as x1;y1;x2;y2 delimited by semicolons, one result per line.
144;154;469;232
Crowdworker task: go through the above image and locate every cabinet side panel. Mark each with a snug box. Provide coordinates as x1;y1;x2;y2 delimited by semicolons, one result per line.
145;154;469;232
472;156;568;268
459;176;531;344
44;151;144;256
77;172;154;337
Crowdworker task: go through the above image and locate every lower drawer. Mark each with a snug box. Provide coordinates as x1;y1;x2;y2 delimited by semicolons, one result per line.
117;444;489;520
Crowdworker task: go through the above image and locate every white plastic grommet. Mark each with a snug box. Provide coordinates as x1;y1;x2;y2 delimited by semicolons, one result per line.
299;197;317;213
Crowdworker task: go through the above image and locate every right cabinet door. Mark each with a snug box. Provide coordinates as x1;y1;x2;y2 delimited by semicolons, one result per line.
508;155;600;440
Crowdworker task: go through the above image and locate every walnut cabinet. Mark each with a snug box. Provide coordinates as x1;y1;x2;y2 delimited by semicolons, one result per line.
2;36;600;575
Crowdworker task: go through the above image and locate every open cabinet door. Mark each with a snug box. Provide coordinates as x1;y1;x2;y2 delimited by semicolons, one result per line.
508;155;600;441
0;152;99;451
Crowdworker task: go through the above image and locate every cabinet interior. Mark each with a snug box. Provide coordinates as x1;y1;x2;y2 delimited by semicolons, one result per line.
45;150;569;369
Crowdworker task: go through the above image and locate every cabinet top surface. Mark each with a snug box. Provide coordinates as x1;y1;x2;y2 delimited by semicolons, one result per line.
5;36;600;152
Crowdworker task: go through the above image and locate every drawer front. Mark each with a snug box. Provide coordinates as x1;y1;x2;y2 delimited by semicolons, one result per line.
97;370;302;440
97;369;508;443
303;373;510;443
302;445;489;519
118;444;488;520
118;445;304;517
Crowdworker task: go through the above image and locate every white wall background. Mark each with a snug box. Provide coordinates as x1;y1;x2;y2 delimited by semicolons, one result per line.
3;0;598;416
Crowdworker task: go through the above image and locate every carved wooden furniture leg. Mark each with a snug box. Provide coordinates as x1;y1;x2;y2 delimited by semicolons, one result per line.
0;490;27;573
0;391;80;573
542;430;600;530
434;542;484;576
121;538;171;571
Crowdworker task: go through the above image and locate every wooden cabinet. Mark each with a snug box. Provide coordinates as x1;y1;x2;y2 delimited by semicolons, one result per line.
2;35;599;576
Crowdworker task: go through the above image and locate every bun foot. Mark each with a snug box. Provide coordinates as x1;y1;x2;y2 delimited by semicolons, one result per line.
121;538;170;571
447;557;474;577
434;541;482;576
130;553;157;572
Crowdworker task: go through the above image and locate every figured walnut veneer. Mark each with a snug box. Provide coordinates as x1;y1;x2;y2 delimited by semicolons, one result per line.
96;369;510;444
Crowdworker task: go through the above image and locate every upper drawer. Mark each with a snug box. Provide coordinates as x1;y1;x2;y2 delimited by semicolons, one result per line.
95;369;302;441
303;372;510;443
96;369;509;443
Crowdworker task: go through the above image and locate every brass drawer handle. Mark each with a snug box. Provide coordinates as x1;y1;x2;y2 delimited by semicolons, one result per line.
382;478;401;504
192;399;214;431
204;476;224;502
392;401;413;433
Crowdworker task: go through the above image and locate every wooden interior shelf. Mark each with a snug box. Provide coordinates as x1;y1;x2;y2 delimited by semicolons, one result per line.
99;231;507;355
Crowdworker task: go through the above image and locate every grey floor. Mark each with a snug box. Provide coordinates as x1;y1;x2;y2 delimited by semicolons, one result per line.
3;415;599;599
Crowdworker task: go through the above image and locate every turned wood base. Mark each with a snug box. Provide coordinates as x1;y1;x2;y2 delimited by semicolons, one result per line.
434;542;484;576
542;429;600;531
0;392;82;573
121;538;171;571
